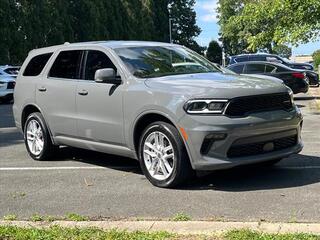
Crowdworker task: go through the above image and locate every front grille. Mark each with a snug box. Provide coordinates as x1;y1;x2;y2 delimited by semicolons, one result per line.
225;93;292;117
227;135;297;158
7;82;15;89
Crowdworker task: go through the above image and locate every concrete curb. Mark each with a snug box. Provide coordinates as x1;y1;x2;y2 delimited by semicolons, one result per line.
1;221;320;235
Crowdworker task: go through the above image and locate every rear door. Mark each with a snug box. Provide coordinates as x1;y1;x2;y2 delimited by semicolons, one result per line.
76;49;125;145
36;50;83;138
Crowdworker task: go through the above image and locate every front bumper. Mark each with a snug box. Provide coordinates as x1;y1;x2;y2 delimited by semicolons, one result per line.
178;106;303;171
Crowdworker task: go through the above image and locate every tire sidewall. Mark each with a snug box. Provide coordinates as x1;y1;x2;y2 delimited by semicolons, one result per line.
138;122;184;188
24;112;51;160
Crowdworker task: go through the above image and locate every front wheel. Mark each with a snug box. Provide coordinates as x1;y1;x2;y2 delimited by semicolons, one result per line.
24;112;55;160
138;121;194;188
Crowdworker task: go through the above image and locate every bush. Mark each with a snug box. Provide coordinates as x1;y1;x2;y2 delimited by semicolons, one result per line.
312;50;320;70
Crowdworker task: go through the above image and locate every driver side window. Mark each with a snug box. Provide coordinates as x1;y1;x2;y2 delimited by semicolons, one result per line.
84;50;116;80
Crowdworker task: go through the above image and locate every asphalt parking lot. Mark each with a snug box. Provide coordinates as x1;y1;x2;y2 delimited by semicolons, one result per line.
1;95;320;222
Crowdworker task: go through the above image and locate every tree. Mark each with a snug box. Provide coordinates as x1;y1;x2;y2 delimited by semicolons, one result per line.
206;40;222;64
220;0;320;53
217;0;247;55
272;45;292;58
168;0;203;53
313;50;320;70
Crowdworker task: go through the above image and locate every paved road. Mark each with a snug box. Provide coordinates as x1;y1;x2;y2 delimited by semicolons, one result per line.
1;97;320;222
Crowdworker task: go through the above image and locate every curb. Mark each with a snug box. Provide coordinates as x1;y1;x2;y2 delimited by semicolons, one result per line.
1;221;320;235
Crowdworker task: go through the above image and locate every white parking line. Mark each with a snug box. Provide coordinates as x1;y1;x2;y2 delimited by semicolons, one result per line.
0;166;319;171
0;166;137;171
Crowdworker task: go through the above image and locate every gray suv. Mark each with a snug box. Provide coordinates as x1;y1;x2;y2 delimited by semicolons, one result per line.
13;41;303;188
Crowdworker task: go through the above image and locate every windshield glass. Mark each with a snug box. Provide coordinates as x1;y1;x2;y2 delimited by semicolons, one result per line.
114;46;220;78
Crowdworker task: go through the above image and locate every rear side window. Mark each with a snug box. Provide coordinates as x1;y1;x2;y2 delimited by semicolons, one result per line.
49;50;82;79
234;56;249;63
265;64;277;73
228;64;244;74
23;53;52;76
84;50;116;80
245;64;265;74
249;55;266;61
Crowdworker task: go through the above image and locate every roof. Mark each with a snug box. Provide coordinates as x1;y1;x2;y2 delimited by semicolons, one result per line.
228;61;291;69
230;53;276;57
28;41;178;55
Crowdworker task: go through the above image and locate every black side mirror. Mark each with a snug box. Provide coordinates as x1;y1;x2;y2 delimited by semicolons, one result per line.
94;68;121;84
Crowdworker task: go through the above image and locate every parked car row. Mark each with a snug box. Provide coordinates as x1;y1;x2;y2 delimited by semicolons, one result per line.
227;54;319;94
0;65;20;103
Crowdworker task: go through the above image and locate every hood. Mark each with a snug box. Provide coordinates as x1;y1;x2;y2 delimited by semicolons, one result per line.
145;72;288;99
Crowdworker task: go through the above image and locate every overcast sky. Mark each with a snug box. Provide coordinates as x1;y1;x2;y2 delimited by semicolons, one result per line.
195;0;320;56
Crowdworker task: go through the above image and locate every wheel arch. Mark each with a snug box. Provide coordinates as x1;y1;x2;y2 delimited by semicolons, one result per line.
132;112;190;161
21;104;56;145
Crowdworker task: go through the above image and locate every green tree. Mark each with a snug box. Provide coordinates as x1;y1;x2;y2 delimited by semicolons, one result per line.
313;50;320;70
206;40;222;64
169;0;203;53
220;0;320;52
217;0;247;55
272;45;292;58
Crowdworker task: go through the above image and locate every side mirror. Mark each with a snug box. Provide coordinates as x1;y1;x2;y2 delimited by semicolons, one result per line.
94;68;121;84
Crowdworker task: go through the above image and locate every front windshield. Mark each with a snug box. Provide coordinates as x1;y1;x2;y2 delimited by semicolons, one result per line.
114;46;220;78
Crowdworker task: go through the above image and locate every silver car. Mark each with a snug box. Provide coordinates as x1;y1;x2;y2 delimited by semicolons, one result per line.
13;41;303;188
0;65;19;103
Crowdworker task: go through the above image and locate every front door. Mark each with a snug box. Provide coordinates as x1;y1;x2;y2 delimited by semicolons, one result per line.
76;50;124;145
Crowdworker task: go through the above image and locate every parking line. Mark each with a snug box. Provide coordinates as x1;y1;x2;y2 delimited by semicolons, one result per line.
0;166;137;171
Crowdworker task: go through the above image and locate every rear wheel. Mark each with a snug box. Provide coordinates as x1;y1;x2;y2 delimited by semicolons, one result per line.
138;121;194;188
24;112;56;161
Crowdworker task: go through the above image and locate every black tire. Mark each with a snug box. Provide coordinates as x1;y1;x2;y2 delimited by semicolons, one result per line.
138;121;194;188
24;112;55;161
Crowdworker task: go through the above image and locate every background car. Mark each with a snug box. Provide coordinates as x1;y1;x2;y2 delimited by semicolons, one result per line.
229;53;314;71
0;65;20;103
227;61;309;94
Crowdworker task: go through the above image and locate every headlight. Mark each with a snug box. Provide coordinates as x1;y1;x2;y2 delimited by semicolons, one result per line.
184;99;228;114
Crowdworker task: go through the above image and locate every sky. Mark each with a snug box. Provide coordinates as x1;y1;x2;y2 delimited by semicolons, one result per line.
194;0;320;56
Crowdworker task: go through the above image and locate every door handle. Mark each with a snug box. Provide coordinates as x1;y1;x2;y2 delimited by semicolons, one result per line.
38;87;47;92
78;90;88;96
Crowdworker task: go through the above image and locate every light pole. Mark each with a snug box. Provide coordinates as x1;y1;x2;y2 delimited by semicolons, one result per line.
169;18;173;43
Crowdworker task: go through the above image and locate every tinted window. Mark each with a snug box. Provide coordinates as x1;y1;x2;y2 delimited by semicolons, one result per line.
228;64;244;74
250;55;266;61
245;64;265;73
265;64;277;73
23;53;52;76
49;50;82;79
235;56;249;62
84;50;116;80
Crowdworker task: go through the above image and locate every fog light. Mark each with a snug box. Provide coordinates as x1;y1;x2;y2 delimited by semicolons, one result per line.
200;133;227;154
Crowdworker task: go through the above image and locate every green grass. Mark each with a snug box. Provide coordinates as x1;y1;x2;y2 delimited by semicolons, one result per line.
3;214;17;221
0;226;174;240
1;226;320;240
65;213;89;221
225;229;320;240
170;213;192;221
30;214;44;222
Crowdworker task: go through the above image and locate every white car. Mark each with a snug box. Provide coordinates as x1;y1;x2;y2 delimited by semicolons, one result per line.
0;65;20;103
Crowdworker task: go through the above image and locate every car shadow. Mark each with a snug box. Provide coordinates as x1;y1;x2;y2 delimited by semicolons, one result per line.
181;154;320;191
51;148;320;192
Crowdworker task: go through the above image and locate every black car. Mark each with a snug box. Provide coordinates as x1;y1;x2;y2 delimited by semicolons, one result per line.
229;54;314;71
227;61;309;94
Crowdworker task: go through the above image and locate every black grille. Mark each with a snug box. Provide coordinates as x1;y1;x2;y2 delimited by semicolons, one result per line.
227;135;297;158
225;93;293;117
7;82;15;89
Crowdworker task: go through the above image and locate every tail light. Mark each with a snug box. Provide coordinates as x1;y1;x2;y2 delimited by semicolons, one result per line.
292;72;305;79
